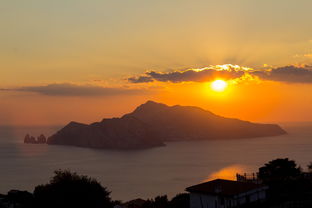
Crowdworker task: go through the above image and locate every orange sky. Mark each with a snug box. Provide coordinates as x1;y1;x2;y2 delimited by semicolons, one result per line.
1;76;312;126
1;1;312;125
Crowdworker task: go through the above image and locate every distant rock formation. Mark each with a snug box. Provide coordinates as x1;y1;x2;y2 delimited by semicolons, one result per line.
37;134;47;143
24;134;36;144
24;134;46;144
47;101;286;150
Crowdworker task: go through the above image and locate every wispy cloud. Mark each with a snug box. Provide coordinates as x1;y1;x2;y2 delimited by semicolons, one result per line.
128;76;154;83
1;83;144;96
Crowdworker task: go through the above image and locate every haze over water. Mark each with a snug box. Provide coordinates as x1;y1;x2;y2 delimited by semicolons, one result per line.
0;122;311;201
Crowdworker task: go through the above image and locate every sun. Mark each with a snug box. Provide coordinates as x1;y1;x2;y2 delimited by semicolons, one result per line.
211;79;228;92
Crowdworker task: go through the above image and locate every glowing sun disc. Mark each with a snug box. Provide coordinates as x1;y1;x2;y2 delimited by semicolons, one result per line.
211;80;228;92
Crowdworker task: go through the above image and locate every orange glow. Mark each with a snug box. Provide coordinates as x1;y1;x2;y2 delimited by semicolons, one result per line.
204;165;247;181
211;80;228;92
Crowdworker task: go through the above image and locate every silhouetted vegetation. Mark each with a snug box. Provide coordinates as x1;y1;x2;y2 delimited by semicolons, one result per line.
169;193;190;208
4;190;34;208
142;193;189;208
143;195;169;208
307;162;312;172
258;158;312;207
33;170;114;208
259;158;301;183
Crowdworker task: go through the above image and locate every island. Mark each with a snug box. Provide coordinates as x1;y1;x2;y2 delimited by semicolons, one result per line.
47;101;286;149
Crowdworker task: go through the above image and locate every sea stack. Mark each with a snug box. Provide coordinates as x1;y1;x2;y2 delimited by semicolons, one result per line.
24;134;47;144
37;134;47;143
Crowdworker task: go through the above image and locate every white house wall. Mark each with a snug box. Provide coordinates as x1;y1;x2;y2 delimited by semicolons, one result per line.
190;193;234;208
190;187;267;208
235;187;267;204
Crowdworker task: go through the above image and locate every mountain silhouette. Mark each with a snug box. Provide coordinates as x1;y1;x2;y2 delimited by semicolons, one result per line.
47;101;286;149
47;117;163;149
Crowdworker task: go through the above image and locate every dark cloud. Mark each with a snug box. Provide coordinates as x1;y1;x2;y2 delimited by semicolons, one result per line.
252;65;312;83
128;65;312;84
128;76;154;83
128;67;245;83
3;83;143;96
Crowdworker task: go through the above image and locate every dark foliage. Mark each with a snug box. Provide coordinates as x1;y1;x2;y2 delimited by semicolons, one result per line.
307;162;312;172
154;195;169;208
258;158;301;183
143;195;169;208
6;190;34;208
258;158;312;205
142;193;189;208
169;193;189;208
33;170;113;208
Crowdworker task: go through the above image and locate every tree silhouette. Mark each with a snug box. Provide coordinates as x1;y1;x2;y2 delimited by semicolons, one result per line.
170;193;189;208
307;162;312;173
33;170;113;208
154;195;169;208
6;190;34;208
143;195;169;208
258;158;312;204
141;193;190;208
258;158;301;183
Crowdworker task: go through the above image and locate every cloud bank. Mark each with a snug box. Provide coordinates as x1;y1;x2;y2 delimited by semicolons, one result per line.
2;83;143;96
2;65;311;97
128;65;312;84
252;65;312;83
128;65;247;83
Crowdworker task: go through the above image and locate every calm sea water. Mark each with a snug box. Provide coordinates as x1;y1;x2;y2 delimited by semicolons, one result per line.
0;123;311;201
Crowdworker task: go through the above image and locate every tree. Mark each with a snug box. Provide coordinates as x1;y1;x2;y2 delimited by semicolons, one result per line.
258;158;301;183
307;162;312;172
258;158;310;204
142;195;169;208
142;194;190;208
6;190;34;208
33;170;113;208
154;195;169;208
170;193;189;208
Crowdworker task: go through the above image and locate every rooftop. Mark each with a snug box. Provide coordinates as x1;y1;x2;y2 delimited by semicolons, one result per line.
186;179;267;196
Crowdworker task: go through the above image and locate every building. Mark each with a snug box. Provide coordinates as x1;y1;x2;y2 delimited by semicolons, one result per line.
186;179;268;208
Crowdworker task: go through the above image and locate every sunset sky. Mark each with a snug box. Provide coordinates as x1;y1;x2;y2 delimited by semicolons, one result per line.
1;0;312;125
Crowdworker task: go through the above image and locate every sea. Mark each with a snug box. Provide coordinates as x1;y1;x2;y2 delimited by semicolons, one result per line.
0;122;311;201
